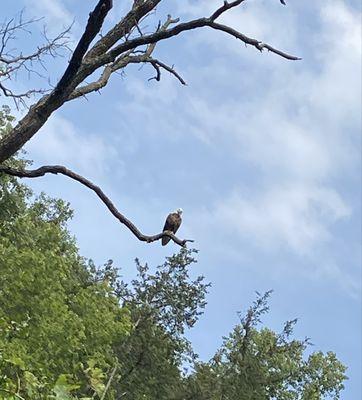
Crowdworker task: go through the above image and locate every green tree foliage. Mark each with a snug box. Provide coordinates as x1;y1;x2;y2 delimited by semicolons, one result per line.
0;107;347;399
0;106;131;399
182;291;347;400
112;251;209;399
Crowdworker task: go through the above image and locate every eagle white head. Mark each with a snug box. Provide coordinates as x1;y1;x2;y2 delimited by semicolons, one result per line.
176;208;183;215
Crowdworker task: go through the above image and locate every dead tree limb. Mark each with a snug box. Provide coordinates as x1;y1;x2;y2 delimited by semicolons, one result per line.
0;0;113;163
0;164;194;247
0;0;299;164
67;15;180;100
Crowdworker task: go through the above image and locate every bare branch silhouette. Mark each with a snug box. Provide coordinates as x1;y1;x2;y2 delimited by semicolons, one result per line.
0;164;194;247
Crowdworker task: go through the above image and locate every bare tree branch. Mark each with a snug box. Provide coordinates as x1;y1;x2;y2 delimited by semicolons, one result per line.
105;15;300;65
84;0;162;59
148;58;186;85
0;27;69;65
68;14;179;100
0;83;45;100
0;0;300;164
0;0;113;163
210;0;247;21
54;0;113;93
0;13;71;108
0;164;194;247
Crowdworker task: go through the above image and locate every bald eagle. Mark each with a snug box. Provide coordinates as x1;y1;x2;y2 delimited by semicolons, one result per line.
162;208;183;246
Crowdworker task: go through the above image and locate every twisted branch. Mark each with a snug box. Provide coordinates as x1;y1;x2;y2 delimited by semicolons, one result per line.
0;165;193;247
148;58;186;85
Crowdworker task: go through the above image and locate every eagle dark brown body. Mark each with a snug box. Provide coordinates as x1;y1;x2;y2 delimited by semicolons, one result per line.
162;209;183;246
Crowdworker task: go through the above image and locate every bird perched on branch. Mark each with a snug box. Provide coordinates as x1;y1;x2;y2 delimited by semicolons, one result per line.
162;208;183;246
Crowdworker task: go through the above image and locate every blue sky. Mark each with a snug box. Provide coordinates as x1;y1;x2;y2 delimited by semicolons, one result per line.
2;0;361;397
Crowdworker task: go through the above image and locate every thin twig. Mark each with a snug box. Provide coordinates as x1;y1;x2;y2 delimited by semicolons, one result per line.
100;365;118;400
148;58;186;85
0;388;25;400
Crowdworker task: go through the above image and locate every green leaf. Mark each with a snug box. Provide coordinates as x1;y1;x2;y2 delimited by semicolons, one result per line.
52;375;79;400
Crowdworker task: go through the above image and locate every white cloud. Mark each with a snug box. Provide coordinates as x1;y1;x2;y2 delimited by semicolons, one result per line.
23;0;80;44
205;184;350;255
25;114;121;181
176;0;298;56
25;0;74;30
309;1;361;129
118;0;360;268
182;1;361;181
205;2;359;254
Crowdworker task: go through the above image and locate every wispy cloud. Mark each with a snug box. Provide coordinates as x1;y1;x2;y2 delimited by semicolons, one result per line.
23;0;79;42
200;184;350;255
115;1;361;292
25;0;74;28
25;114;121;181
